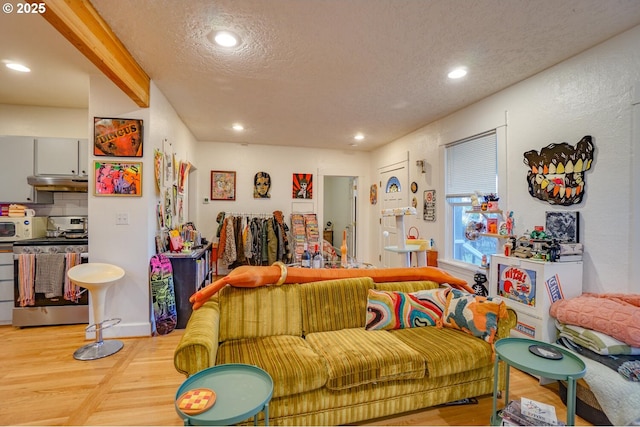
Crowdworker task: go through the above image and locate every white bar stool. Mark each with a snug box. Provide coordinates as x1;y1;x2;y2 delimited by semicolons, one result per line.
67;263;125;360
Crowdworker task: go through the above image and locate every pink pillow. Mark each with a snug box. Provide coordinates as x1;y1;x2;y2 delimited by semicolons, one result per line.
550;294;640;347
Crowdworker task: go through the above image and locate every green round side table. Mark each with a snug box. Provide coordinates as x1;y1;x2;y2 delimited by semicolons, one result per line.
175;363;273;426
491;337;586;426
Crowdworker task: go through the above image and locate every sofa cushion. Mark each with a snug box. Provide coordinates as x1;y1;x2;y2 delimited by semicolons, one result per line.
441;288;507;344
300;277;374;334
374;280;439;293
216;335;328;398
365;287;450;330
305;328;425;390
218;283;302;341
390;326;495;378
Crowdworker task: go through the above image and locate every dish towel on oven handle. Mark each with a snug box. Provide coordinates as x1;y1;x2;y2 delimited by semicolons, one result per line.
18;253;36;307
64;252;82;302
35;253;65;298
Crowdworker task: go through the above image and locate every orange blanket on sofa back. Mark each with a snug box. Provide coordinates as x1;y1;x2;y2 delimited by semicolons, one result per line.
550;293;640;347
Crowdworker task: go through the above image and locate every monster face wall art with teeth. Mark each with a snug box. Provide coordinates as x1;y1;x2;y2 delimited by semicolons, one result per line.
523;135;595;206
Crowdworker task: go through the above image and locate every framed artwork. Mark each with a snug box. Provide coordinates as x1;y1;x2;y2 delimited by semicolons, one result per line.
211;171;236;201
93;117;143;157
292;173;313;199
94;161;142;196
370;184;377;205
164;139;173;185
423;190;436;221
254;171;271;199
545;211;579;242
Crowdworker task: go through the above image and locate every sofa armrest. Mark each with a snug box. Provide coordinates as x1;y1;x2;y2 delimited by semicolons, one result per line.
174;298;220;377
496;308;517;340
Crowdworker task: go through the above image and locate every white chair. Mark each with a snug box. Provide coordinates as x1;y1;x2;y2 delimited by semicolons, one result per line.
67;263;125;360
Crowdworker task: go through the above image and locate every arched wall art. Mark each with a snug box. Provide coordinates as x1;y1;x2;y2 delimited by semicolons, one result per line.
523;135;595;206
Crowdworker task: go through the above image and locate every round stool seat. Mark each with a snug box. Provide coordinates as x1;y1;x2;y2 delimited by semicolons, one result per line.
67;263;125;290
68;263;125;361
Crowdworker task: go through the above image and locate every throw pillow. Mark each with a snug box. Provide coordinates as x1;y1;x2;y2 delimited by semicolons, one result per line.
441;288;507;344
365;287;450;330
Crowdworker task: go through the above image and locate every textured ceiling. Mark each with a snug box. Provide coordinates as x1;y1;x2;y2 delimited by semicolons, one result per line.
2;1;640;151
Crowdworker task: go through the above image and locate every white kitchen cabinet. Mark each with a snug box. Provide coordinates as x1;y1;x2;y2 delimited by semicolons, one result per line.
0;250;14;325
35;137;83;176
489;254;583;344
0;136;52;203
78;138;89;176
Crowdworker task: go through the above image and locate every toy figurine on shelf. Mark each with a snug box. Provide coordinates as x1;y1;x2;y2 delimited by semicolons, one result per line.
471;192;480;209
530;226;549;240
472;273;488;297
505;211;514;235
548;239;561;262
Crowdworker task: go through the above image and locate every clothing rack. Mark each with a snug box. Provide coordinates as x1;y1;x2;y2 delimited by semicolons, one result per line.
218;212;292;268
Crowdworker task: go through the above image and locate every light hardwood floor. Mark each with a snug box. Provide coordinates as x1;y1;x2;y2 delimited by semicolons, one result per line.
0;324;591;426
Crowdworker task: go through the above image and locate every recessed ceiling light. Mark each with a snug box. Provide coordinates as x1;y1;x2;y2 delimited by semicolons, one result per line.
232;123;244;131
213;30;240;48
6;63;30;73
448;67;467;79
354;133;365;141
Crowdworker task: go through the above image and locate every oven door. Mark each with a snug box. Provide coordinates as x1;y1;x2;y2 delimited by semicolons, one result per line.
0;220;18;242
13;253;89;327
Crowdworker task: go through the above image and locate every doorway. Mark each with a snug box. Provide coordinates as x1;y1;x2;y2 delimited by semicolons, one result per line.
323;176;357;260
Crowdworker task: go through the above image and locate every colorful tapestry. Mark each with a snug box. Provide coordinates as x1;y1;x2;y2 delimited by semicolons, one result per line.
365;288;450;330
441;289;507;344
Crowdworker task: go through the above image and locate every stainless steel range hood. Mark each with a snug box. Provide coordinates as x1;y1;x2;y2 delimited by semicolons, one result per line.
27;175;88;192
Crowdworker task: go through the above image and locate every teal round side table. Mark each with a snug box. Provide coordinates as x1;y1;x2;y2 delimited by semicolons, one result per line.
491;337;586;426
175;363;274;426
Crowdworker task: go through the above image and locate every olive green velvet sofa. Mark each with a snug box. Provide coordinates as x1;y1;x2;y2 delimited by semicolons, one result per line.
174;277;516;426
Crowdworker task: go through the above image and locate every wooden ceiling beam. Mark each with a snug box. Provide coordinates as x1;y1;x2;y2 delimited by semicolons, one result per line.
33;0;150;108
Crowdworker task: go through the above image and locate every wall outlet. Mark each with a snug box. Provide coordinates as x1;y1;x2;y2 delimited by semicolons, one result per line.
116;212;129;225
203;198;209;204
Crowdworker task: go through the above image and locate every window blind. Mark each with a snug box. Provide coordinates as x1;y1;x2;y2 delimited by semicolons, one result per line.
445;131;497;196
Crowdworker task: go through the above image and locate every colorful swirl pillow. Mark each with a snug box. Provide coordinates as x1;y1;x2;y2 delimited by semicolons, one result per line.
365;287;450;330
441;289;507;344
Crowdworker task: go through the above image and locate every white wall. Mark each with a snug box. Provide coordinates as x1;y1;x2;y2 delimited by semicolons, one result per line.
371;24;640;294
194;142;371;267
88;76;198;338
0;104;87;138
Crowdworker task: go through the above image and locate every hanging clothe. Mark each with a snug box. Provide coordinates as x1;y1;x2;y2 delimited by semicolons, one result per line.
215;212;225;238
243;217;253;261
233;215;246;267
220;217;237;267
219;212;292;267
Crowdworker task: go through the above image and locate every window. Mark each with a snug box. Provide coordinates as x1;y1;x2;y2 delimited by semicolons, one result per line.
445;131;498;266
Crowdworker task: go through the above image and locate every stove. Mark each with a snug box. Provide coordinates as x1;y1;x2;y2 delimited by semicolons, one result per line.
12;216;89;327
13;237;88;255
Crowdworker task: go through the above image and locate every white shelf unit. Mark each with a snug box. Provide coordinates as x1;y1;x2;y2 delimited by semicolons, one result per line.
489;254;583;344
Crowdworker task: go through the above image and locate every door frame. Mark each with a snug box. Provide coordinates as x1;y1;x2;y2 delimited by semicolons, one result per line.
317;167;368;263
378;158;409;267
